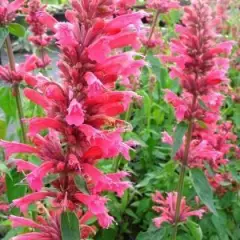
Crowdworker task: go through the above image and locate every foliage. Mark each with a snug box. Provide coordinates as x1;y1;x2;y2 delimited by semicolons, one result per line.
0;0;239;239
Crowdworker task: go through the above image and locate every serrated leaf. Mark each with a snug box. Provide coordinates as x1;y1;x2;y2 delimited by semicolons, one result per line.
191;168;217;215
171;121;188;158
61;211;80;240
186;220;203;240
0;27;9;49
8;23;25;38
74;175;89;194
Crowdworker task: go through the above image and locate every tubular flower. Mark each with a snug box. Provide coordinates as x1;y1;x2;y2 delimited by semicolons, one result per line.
152;191;205;228
0;0;144;233
10;211;95;240
160;0;237;219
0;0;24;25
0;55;43;85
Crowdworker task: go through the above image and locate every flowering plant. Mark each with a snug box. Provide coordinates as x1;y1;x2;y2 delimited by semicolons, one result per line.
0;0;239;239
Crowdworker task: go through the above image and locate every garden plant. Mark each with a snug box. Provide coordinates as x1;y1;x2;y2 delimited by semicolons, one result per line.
0;0;239;239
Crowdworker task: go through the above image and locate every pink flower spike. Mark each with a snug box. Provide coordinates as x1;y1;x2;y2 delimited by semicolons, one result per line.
66;99;85;126
147;0;180;13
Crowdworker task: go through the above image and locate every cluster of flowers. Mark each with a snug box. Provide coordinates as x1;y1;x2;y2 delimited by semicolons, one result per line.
0;0;24;25
153;0;237;227
0;0;145;239
24;0;52;69
0;0;51;86
140;0;180;51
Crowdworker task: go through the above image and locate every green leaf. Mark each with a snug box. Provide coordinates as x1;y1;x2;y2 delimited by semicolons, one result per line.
191;168;217;215
186;220;203;240
0;27;9;49
196;120;208;129
0;87;17;122
198;99;208;110
5;169;26;202
171;122;188;158
61;211;80;240
74;175;89;194
136;226;167;240
8;23;25;38
211;213;229;240
0;163;11;177
5;169;27;215
0;119;7;139
96;228;118;240
147;54;161;82
2;227;24;240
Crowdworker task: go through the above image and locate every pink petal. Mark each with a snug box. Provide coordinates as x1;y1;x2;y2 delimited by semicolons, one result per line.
8;0;24;14
13;192;55;213
26;117;63;136
162;131;173;145
24;88;49;109
66;99;84;126
26;162;55;191
14;159;37;172
10;215;42;229
0;141;38;159
79;124;103;141
87;38;111;63
37;11;58;32
55;23;78;47
85;72;105;97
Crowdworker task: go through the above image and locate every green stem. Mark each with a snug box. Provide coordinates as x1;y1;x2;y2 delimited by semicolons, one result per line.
5;35;27;143
172;95;197;240
144;10;161;56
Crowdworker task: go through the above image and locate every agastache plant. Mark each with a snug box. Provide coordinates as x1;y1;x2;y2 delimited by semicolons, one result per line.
25;0;52;70
144;0;180;55
0;0;144;238
0;0;27;143
156;0;235;238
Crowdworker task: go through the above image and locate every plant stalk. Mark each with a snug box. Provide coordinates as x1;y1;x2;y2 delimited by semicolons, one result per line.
172;95;197;240
144;10;161;56
5;35;27;143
